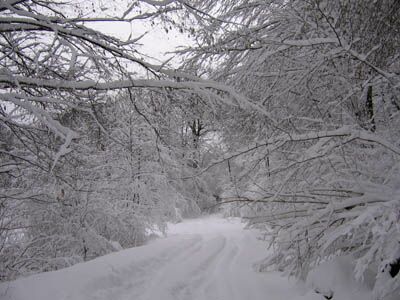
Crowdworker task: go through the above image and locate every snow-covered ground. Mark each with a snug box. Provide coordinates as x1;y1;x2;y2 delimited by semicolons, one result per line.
0;215;332;300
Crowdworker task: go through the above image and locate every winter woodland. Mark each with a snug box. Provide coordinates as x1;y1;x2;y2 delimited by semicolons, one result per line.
0;1;399;299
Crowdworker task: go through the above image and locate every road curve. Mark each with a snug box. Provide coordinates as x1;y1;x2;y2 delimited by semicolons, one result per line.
0;215;320;300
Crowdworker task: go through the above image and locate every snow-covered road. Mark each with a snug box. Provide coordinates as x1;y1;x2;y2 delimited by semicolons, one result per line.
0;215;320;300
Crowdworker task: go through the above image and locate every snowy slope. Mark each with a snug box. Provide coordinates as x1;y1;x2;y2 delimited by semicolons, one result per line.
0;215;321;300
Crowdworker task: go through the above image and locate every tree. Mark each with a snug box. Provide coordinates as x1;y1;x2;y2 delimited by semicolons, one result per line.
0;0;247;280
179;0;400;298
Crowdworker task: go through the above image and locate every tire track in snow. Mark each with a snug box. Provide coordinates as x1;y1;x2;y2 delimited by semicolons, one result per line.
199;236;240;300
171;235;229;300
80;235;204;300
140;235;228;300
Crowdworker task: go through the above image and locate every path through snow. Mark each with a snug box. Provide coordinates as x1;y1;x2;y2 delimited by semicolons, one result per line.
0;215;321;300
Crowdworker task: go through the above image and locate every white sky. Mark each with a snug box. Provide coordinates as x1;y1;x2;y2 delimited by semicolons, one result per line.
88;16;192;65
77;0;195;66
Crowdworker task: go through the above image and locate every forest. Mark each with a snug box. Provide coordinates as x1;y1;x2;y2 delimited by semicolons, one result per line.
0;1;399;299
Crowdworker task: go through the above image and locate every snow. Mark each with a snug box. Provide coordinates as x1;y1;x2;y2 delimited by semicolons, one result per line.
0;215;321;300
306;256;374;300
